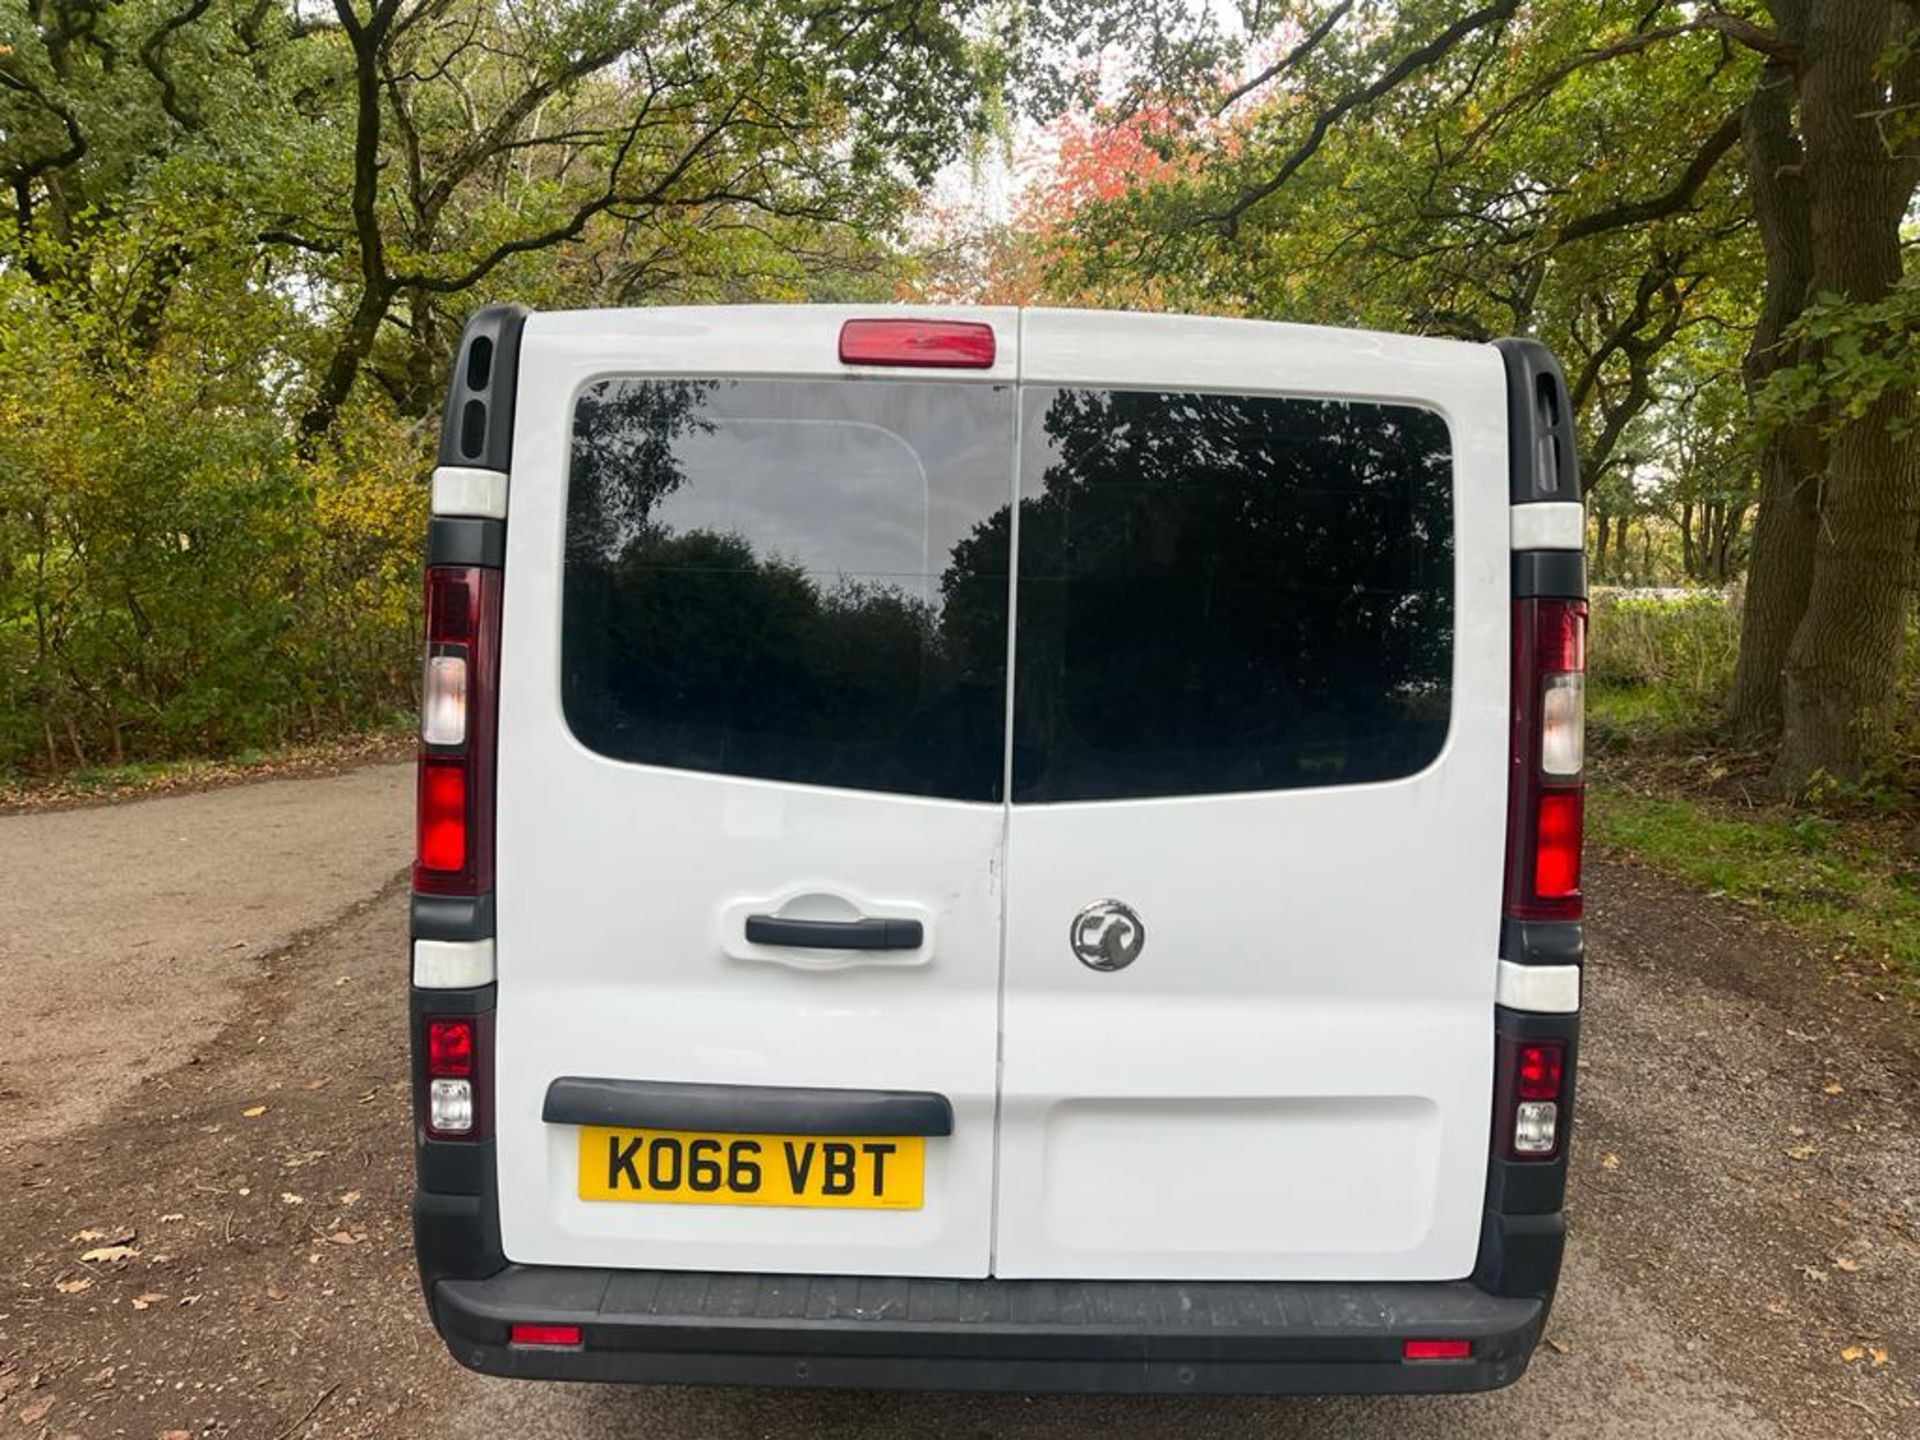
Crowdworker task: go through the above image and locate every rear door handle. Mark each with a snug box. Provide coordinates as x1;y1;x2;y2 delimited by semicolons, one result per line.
744;915;924;951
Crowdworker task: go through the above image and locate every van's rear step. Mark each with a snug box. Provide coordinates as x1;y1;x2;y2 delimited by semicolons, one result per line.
434;1265;1544;1394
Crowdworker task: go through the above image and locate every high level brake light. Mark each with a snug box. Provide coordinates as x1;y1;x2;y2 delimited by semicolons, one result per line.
838;318;996;369
1504;598;1587;921
414;565;501;896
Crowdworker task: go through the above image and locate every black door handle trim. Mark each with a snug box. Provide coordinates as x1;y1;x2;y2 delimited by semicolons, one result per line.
543;1077;953;1136
744;915;924;950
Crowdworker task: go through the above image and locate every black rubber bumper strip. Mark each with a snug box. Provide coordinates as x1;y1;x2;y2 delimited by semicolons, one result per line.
433;1265;1544;1393
541;1078;954;1137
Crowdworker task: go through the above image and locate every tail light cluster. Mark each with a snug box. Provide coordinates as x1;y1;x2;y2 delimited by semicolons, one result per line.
1496;1035;1568;1160
415;565;502;895
1504;598;1586;920
421;1012;491;1140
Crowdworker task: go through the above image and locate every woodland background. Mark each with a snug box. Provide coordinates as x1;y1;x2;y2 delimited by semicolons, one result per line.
4;3;1919;960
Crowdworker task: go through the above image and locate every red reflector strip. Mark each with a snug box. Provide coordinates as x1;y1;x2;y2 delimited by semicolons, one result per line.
1402;1338;1472;1361
1533;790;1583;897
510;1323;582;1348
839;319;995;369
418;759;468;872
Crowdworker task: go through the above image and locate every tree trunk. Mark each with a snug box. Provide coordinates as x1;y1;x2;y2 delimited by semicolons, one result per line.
1593;505;1611;576
298;280;392;449
1770;0;1920;791
1726;51;1820;743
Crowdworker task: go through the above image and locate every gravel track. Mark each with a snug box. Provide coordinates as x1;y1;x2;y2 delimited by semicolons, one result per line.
0;764;1911;1438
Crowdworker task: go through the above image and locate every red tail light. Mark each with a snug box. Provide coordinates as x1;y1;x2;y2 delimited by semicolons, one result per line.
421;1012;490;1140
1504;599;1587;921
839;318;996;368
1496;1034;1568;1160
414;565;501;895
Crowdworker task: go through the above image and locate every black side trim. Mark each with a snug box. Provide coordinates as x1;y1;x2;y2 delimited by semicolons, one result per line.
541;1078;955;1137
1511;550;1587;599
1499;918;1584;968
427;515;505;569
438;303;529;471
1473;1006;1579;1299
412;984;505;1299
412;892;497;943
744;915;924;950
1493;338;1582;505
432;1266;1543;1393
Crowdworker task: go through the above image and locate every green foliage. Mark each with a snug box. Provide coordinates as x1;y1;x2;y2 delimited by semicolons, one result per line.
0;0;1003;777
0;272;426;771
1589;786;1920;992
1588;589;1742;731
1755;276;1920;443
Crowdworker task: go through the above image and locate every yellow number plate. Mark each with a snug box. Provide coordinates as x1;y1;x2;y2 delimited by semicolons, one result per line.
577;1126;924;1210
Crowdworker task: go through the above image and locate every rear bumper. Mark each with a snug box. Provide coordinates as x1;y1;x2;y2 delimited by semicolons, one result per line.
430;1263;1545;1394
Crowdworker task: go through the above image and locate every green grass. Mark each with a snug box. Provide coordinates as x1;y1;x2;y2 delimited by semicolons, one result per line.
1589;784;1920;993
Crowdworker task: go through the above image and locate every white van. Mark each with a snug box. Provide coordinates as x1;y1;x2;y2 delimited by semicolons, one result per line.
407;305;1587;1393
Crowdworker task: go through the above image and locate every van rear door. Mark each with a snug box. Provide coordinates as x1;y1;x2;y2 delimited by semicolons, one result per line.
993;310;1509;1280
492;307;1017;1277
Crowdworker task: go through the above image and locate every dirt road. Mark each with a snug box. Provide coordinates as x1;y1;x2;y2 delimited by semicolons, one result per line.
1;764;1914;1438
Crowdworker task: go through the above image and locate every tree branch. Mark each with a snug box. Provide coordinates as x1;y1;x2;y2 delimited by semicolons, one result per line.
1700;10;1800;64
1555;109;1743;245
1206;0;1521;231
139;0;214;129
1214;0;1354;115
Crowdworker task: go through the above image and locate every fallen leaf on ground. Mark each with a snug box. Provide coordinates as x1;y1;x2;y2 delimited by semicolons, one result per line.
304;1079;329;1091
53;1277;92;1294
280;1193;304;1206
1783;1144;1817;1161
327;1230;358;1246
1842;1346;1866;1364
1871;1347;1890;1366
1833;1257;1861;1273
162;1430;192;1439
265;1286;288;1301
241;1105;267;1119
71;1227;132;1246
130;1293;166;1310
1766;1300;1789;1316
80;1244;138;1264
16;1397;52;1424
1544;1337;1572;1354
1799;1265;1830;1284
340;1190;361;1206
1823;1082;1845;1095
1600;1152;1620;1171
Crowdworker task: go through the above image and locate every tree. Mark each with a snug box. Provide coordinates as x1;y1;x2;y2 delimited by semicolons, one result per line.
992;0;1919;788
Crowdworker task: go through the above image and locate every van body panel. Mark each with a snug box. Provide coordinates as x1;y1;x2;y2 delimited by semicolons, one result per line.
492;307;1018;1277
993;310;1509;1280
489;304;1510;1283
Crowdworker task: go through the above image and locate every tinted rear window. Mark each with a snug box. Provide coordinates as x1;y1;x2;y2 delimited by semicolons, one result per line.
562;378;1013;801
1011;388;1453;802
